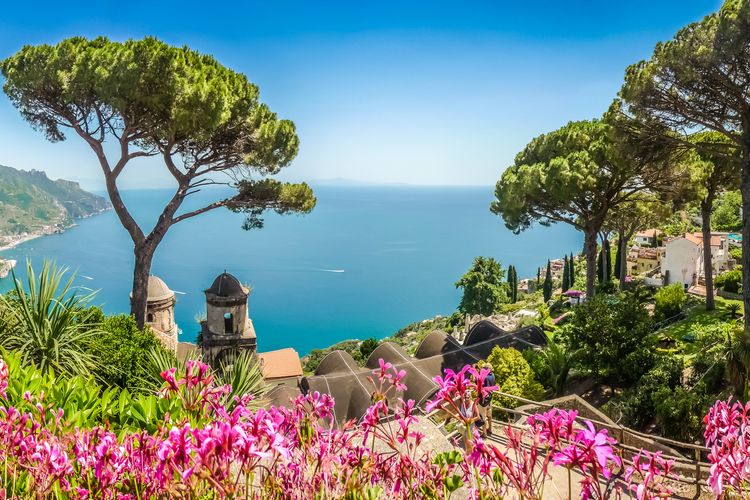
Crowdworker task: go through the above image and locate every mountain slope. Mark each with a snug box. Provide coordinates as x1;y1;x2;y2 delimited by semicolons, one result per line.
0;165;109;240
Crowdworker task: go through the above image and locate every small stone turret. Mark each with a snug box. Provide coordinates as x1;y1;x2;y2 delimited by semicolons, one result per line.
201;272;257;368
144;276;178;353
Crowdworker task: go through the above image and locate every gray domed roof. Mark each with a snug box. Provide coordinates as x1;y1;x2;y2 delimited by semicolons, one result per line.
147;275;174;302
205;272;247;298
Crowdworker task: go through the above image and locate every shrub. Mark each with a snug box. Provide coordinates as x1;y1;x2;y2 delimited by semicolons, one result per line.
303;340;364;373
653;386;715;443
359;338;380;360
654;283;686;320
87;313;174;393
715;269;743;294
455;256;509;315
618;357;683;430
486;346;544;408
731;246;742;262
563;293;653;386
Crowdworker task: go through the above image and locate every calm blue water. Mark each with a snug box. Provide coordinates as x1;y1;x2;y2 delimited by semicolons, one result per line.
0;186;581;354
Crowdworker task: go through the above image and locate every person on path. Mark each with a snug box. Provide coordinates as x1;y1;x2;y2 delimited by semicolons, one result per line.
477;361;496;437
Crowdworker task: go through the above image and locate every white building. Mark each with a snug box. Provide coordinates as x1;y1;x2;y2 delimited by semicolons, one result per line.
661;233;729;288
635;229;661;247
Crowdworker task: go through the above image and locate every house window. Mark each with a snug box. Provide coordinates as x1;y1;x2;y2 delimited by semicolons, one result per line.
224;312;233;333
147;313;154;323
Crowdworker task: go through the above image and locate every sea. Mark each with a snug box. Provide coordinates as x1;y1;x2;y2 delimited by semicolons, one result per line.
0;186;581;355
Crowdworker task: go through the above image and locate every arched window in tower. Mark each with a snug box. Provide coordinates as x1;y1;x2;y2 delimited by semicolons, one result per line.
224;312;233;333
147;313;154;323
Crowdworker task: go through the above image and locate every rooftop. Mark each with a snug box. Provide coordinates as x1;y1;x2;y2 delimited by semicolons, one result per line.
636;228;661;238
205;272;248;298
684;232;723;248
257;348;303;380
147;275;174;302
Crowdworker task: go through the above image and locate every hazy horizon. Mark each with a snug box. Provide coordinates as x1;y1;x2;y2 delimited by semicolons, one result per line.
0;1;721;190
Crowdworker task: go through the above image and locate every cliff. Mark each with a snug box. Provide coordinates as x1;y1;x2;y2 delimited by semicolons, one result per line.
0;165;109;243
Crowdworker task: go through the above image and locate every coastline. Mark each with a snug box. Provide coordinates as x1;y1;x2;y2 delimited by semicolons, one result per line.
0;230;55;253
0;207;110;254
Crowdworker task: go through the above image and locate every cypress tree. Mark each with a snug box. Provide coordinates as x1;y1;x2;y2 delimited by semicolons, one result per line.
614;240;623;281
536;267;541;286
569;253;575;288
543;260;553;302
508;265;518;303
562;254;570;292
597;240;612;284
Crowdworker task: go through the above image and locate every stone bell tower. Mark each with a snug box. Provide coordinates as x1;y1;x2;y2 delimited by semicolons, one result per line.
200;271;257;368
139;275;178;353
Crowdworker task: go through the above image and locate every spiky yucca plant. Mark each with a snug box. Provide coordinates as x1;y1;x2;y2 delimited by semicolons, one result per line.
0;260;101;377
146;348;267;409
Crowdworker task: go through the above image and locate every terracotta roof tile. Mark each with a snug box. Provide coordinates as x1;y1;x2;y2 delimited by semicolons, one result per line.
257;348;303;379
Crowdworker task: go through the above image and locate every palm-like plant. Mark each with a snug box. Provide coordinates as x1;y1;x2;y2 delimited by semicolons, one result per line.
727;302;742;320
540;340;573;397
217;350;268;409
146;348;267;409
727;328;750;400
0;260;101;377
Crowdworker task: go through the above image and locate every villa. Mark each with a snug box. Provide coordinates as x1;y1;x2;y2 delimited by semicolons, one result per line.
635;228;662;247
660;232;731;288
627;247;663;275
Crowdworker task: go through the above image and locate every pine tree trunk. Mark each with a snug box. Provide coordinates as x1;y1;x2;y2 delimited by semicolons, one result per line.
584;229;597;298
701;199;716;312
742;150;750;329
131;244;156;329
618;235;628;291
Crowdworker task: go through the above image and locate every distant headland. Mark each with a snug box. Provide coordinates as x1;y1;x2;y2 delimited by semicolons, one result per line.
0;164;110;252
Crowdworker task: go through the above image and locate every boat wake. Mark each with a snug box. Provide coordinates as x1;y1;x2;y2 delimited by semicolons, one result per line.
80;275;94;280
173;290;187;295
319;269;345;273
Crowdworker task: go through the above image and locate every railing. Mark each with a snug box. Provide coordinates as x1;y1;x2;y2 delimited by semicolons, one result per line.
426;391;712;493
651;311;687;332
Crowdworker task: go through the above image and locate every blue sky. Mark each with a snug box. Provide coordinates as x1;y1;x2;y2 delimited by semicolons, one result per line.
0;1;722;189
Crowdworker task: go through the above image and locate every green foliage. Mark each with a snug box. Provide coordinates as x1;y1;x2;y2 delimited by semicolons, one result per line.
617;357;684;430
359;338;380;360
712;191;742;232
0;165;108;240
614;243;623;281
303;340;365;373
86;312;173;392
731;245;743;262
564;294;654;386
492;119;676;296
455;257;508;316
2;37;316;325
542;261;553;303
715;269;743;294
728;301;742;318
660;212;700;237
0;260;100;377
652;386;715;442
542;341;573;397
486;346;544;408
0;349;184;434
561;255;570;292
215;350;268;410
654;283;686;320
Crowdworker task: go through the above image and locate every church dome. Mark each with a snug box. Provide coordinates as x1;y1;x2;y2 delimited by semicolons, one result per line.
147;275;175;302
205;272;247;298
